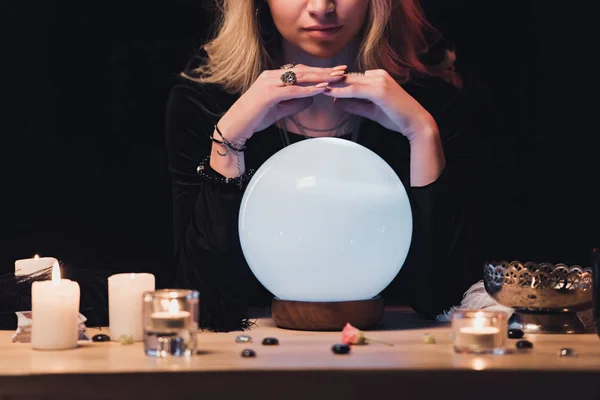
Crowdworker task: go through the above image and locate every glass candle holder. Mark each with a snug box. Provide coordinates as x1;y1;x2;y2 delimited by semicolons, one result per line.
143;289;199;357
451;310;508;354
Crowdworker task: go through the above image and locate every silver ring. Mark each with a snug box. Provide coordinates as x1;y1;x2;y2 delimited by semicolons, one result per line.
280;62;297;70
345;71;366;76
280;70;297;86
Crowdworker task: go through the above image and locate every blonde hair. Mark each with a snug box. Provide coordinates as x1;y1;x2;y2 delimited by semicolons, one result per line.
184;0;460;94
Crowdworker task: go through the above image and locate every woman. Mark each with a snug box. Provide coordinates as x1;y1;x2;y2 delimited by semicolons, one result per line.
166;0;484;331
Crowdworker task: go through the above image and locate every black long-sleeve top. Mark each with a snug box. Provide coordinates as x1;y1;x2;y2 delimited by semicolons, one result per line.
165;75;485;331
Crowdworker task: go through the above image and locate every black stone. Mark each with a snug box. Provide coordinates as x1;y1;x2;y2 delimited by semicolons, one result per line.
508;329;524;339
516;340;533;349
262;337;279;345
92;334;111;342
332;343;351;355
241;349;256;358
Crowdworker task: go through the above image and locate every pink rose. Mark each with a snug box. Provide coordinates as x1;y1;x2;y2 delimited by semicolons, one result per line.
341;323;366;345
340;322;394;346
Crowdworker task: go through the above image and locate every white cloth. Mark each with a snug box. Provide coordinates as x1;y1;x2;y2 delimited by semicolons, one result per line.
436;280;595;332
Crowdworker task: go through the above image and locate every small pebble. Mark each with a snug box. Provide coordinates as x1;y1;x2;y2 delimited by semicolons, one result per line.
423;333;436;344
508;329;524;339
332;343;351;354
235;335;253;343
92;334;111;342
241;349;256;358
516;340;533;349
558;348;577;357
119;334;134;345
262;337;279;345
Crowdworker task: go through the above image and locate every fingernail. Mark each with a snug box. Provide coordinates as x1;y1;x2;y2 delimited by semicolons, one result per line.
330;70;345;76
315;82;329;88
332;65;347;71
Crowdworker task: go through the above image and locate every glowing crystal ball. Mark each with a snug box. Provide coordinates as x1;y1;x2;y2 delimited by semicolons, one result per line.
239;137;412;302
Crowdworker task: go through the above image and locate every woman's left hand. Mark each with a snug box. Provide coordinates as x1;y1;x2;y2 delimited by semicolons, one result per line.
322;69;437;142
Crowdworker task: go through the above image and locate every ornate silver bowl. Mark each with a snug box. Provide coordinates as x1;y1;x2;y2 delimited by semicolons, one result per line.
483;261;593;334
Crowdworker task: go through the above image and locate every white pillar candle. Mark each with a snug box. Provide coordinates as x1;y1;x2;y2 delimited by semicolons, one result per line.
32;261;80;350
108;273;155;341
15;254;58;276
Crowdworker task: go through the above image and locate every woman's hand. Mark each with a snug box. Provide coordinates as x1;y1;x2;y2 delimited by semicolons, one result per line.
324;69;445;186
217;64;347;144
323;69;438;143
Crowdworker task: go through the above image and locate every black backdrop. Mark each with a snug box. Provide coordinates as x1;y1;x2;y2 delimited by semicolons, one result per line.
3;1;598;287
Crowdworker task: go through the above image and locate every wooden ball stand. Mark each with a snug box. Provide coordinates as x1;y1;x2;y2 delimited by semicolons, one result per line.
271;296;384;331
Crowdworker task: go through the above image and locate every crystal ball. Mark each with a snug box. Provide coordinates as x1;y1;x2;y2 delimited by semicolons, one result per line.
239;137;413;302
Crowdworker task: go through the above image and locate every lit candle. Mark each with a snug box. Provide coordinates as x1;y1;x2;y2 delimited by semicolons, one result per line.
31;261;80;350
150;298;191;333
456;312;501;348
108;273;155;342
15;254;58;276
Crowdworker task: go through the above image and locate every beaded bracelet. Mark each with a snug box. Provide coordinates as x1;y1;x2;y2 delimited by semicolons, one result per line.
196;156;255;187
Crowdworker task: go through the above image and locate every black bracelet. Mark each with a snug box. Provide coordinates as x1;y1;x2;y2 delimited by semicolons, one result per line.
214;124;247;152
196;156;255;187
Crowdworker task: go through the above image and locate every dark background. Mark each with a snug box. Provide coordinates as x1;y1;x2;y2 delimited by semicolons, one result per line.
2;1;597;287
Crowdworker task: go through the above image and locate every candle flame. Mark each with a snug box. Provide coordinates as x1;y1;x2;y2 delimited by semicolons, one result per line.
33;254;40;259
168;299;180;314
474;311;485;329
51;261;61;286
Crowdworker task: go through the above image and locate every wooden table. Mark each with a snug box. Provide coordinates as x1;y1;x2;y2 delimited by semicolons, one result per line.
1;307;600;400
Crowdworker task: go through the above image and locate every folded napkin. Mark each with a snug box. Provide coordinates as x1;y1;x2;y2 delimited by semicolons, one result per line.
11;311;90;342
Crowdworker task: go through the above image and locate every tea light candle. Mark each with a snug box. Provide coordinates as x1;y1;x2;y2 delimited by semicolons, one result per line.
457;325;500;348
108;273;155;342
150;299;191;333
31;261;80;350
452;310;507;354
15;254;58;276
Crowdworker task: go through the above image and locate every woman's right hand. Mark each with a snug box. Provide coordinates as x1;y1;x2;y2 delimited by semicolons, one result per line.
216;64;347;144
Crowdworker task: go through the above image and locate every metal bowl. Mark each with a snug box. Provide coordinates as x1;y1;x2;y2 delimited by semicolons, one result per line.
483;261;593;334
